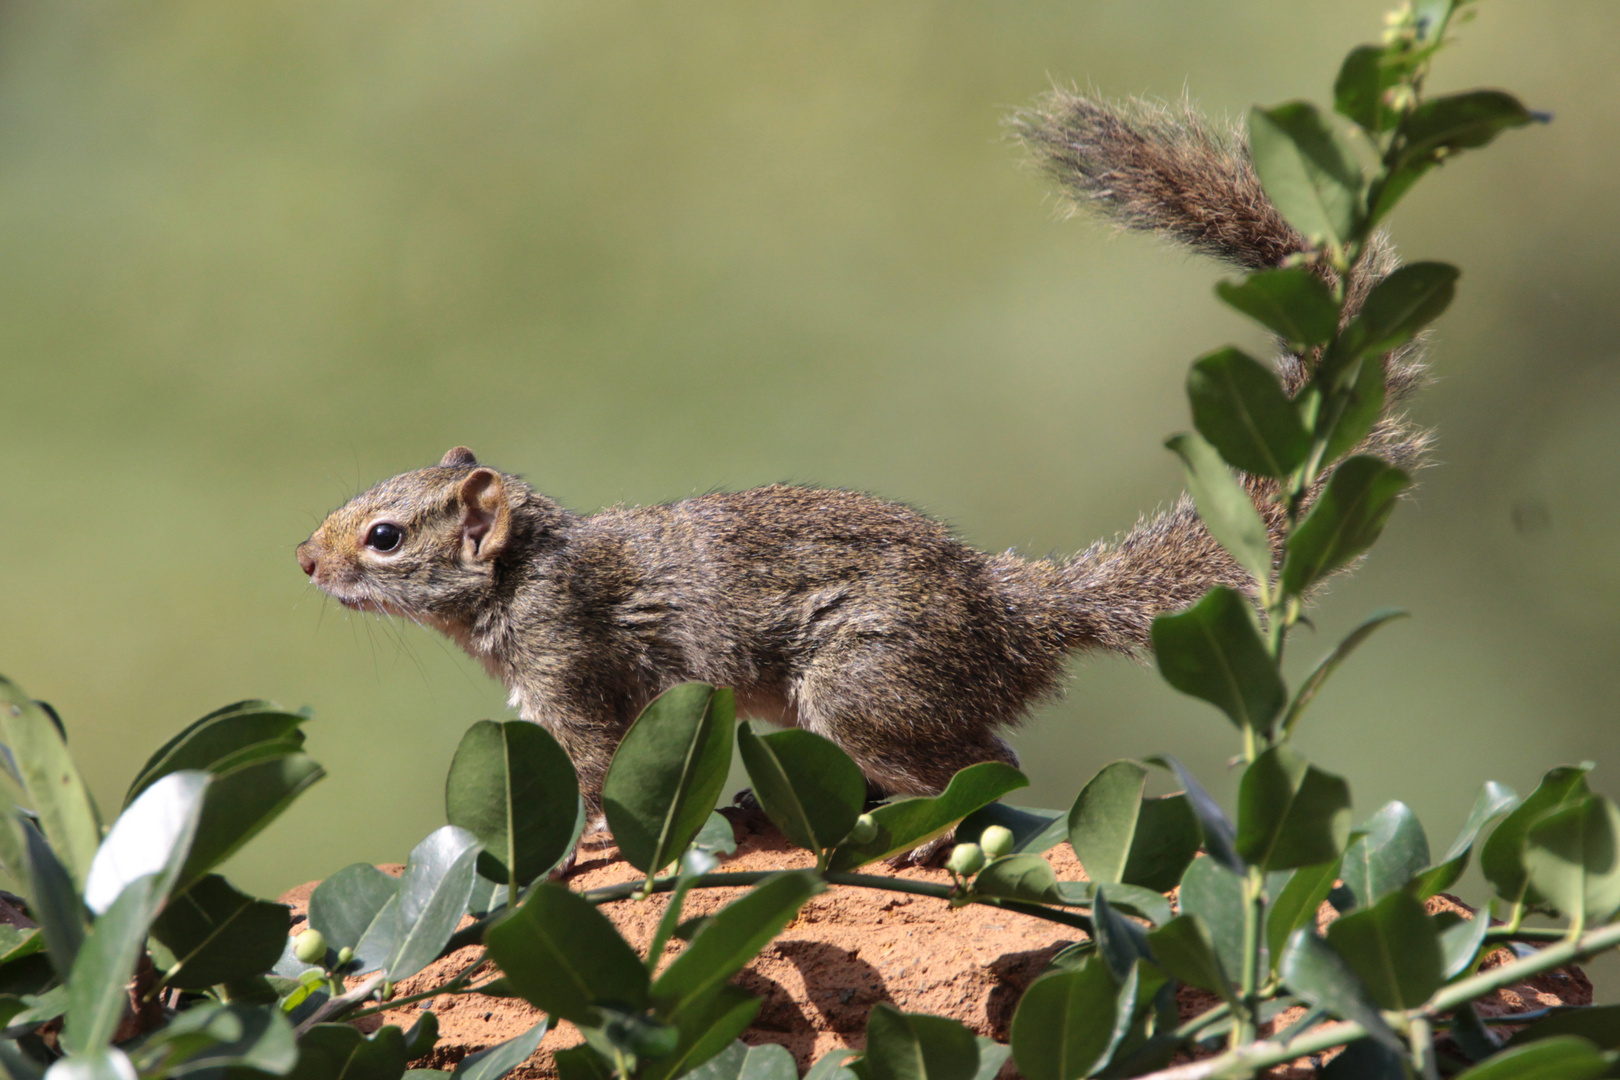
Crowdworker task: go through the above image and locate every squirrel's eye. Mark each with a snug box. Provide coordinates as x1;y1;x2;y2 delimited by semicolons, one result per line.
365;523;404;552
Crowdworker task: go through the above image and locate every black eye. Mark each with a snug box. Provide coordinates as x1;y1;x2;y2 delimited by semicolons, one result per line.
366;523;403;552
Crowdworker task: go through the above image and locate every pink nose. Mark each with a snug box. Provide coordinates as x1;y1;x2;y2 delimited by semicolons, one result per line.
297;545;317;577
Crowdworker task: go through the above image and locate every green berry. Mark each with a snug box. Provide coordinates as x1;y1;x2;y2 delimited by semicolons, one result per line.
293;928;326;965
946;842;986;876
336;946;354;966
848;813;878;844
979;825;1015;860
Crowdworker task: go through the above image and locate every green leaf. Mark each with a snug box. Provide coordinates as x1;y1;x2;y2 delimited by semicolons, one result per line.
1334;45;1398;134
1147;914;1233;1002
1163;434;1272;589
1068;761;1146;885
1365;162;1430;230
84;770;209;915
150;874;290;989
1152;586;1286;737
1148;756;1240;873
804;1049;858;1080
1008;963;1117;1080
286;1023;409;1080
1324;890;1442;1010
1236;746;1351;871
1122;794;1201;893
133;1001;298;1075
1342;801;1430;908
20;817;86;979
1216;270;1341;350
603;683;735;876
1451;1036;1613;1080
1281;609;1408;737
956;804;1067;856
1266;853;1346;973
1483;765;1593;907
1319;1038;1408;1080
1247;102;1363;247
1524;795;1620;926
445;720;583;888
38;1048;137;1080
736;725;866;856
384;825;482;981
1178;857;1246;981
652;870;823;1014
692;812;737;857
1507;1004;1620;1051
1334;262;1459;367
1089;889;1152;984
450;1018;548;1080
1187;348;1311;479
553;1045;614;1080
1316;351;1386;466
0;677;101;888
61;876;161;1055
124;701;308;808
685;1041;798;1080
640;985;761;1080
404;1010;440;1060
308;863;400;959
179;752;326;888
1394;90;1540;169
827;762;1027;871
1437;908;1490;981
1411;781;1519;900
972;854;1063;906
485;882;648;1025
1277;929;1402;1052
1280;456;1411;597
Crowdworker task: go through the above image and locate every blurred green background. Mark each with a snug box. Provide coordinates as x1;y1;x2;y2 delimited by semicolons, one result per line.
1;1;1616;996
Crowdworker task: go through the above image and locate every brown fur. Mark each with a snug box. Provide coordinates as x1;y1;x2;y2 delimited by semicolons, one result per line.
298;96;1431;818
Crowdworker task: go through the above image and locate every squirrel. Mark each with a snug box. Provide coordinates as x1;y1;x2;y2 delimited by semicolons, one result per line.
297;93;1429;824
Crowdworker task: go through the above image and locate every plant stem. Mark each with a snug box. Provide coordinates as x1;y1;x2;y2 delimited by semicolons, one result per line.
334;953;490;1023
1233;865;1267;1048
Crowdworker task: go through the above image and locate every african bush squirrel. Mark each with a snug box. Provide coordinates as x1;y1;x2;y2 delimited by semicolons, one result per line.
297;95;1428;820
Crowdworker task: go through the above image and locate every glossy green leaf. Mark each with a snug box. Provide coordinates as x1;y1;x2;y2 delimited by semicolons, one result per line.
1281;609;1408;737
685;1041;798;1080
485;882;648;1024
0;677;101;889
61;876;160;1055
1450;1035;1612;1080
1483;765;1592;907
1437;909;1489;980
827;762;1027;871
851;1004;979;1080
285;1023;409;1080
446;720;583;888
1280;456;1410;597
450;1018;548;1080
1178;857;1246;980
179;752;326;888
603;683;736;876
1324;890;1442;1010
1394;90;1539;168
403;1010;439;1060
1148;756;1240;873
641;985;761;1080
384;825;482;981
150;873;291;989
21;817;86;979
1334;262;1459;368
309;863;400;958
692;812;738;857
1089;890;1152;984
133;1001;298;1075
1342;801;1430;908
1152;587;1285;737
971;855;1063;906
1187;348;1312;479
1147;914;1233;1002
1507;1004;1620;1051
1164;434;1272;589
84;770;209;915
804;1049;858;1080
1237;746;1351;871
653;870;823;1014
124;701;307;808
1247;102;1363;246
1122;794;1201;893
1411;781;1519;900
736;725;865;855
1266;853;1345;973
1316;351;1386;466
1216;270;1340;350
1068;761;1146;885
1009;963;1116;1080
1334;45;1398;134
956;804;1067;856
1524;795;1620;926
1277;929;1402;1051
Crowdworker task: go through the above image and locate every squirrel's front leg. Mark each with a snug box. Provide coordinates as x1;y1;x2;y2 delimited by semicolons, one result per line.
507;677;635;828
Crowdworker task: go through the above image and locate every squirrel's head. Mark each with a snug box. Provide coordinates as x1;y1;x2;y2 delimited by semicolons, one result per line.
297;446;572;620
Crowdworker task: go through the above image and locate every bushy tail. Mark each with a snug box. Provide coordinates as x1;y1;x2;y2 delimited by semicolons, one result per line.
1008;91;1431;653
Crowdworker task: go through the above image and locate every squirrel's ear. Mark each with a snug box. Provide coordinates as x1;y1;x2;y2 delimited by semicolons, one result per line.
440;446;479;468
457;468;510;562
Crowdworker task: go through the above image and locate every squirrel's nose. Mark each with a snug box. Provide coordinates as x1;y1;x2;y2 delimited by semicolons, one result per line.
297;544;317;578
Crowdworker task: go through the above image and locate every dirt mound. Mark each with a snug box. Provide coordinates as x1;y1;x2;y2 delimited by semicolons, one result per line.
280;810;1591;1078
